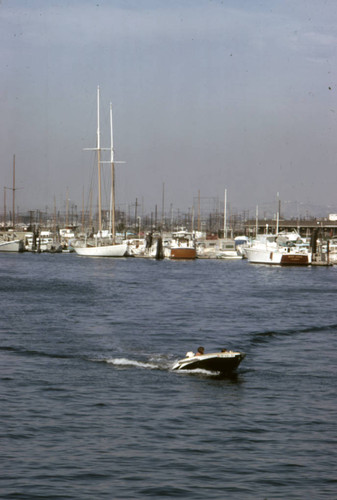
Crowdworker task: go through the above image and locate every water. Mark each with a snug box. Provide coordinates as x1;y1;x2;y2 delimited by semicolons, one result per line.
1;253;336;499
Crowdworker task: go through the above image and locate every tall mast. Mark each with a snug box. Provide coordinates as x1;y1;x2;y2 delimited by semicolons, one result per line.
4;187;6;228
197;190;200;232
97;86;102;234
161;182;165;228
89;189;92;231
109;102;115;241
276;192;280;235
82;186;85;230
66;187;69;227
84;86;102;234
12;154;15;228
87;88;125;240
53;195;57;231
100;103;125;241
255;205;259;236
224;188;227;239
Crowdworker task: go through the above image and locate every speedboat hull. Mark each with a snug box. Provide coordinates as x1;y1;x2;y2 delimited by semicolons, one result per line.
172;351;245;374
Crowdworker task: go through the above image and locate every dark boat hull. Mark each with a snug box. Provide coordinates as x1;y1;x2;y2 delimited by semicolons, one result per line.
172;352;245;373
280;254;310;265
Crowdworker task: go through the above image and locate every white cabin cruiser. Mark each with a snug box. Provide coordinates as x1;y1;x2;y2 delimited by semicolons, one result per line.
172;350;245;374
245;232;311;265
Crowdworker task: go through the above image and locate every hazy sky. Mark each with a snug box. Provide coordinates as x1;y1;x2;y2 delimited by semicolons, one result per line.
1;0;337;218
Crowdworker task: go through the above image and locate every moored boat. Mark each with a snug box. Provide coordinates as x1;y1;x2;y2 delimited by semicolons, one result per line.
170;229;196;259
245;232;312;265
74;240;127;257
73;87;128;258
0;238;24;252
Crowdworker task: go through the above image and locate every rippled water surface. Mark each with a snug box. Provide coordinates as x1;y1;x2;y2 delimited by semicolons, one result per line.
1;253;337;499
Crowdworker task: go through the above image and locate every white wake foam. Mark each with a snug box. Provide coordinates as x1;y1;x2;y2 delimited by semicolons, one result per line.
105;357;160;370
176;368;221;376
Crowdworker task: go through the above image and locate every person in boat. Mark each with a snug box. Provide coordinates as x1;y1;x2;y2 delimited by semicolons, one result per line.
221;348;227;352
195;346;205;356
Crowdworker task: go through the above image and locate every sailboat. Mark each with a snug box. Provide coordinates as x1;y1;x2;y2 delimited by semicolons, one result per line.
74;87;128;257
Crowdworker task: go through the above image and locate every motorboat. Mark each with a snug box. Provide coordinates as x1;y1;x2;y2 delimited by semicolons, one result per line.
172;350;245;373
170;229;196;259
235;235;251;258
245;232;312;265
197;238;242;259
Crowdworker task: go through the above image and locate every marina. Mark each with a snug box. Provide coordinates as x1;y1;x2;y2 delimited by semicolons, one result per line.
2;2;337;499
1;222;336;266
1;154;336;264
2;85;337;266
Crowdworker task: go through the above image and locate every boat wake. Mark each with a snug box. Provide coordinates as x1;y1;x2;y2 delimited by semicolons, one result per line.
249;322;337;346
174;367;220;376
172;366;241;380
99;356;241;379
103;357;164;370
0;345;78;360
2;344;242;379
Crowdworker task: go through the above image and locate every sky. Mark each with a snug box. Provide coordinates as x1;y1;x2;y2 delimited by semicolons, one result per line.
1;0;337;219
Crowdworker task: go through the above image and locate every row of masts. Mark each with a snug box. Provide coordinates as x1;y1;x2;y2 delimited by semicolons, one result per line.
1;87;276;237
1;164;243;239
0;153;273;238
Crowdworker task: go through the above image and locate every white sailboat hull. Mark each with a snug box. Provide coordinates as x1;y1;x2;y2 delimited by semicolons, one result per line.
74;243;127;257
0;239;24;252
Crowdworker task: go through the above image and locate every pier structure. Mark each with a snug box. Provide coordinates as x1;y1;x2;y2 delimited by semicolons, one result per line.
242;218;337;240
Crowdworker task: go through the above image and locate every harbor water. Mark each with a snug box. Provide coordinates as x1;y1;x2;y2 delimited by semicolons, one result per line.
1;253;336;499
